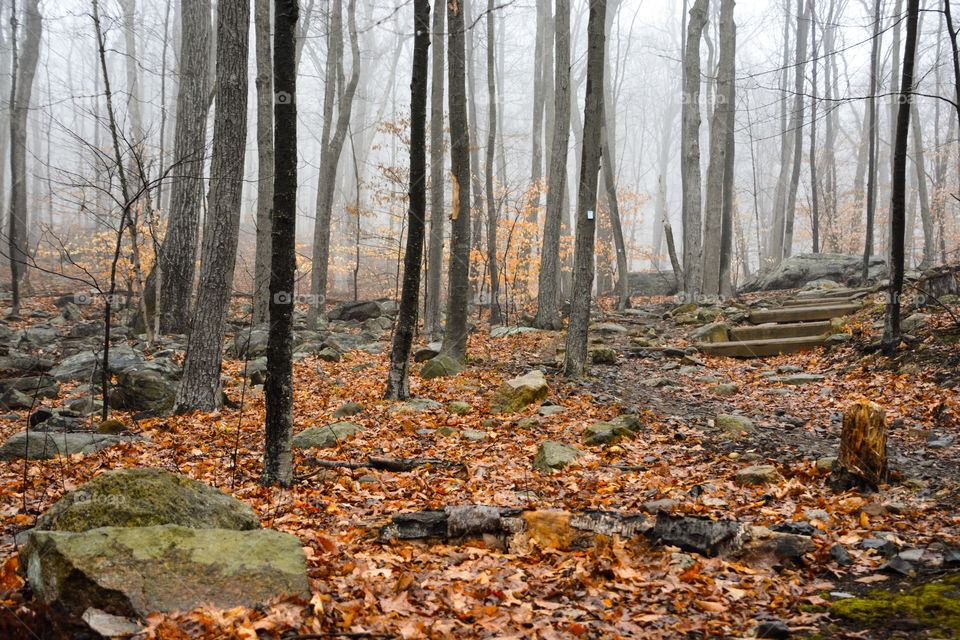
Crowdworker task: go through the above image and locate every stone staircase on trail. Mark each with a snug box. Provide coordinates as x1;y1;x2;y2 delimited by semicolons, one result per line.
698;289;869;358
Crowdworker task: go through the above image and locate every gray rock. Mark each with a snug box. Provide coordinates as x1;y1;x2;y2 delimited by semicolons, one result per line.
109;366;177;413
489;370;549;413
420;354;464;379
333;401;363;418
291;422;363;449
740;253;886;292
582;415;641;446
447;401;471;415
490;326;542;338
641;376;676;387
390;398;442;414
34;467;259;532
0;432;134;461
50;346;146;382
0;387;34;410
414;342;442;362
327;300;384;322
715;414;755;438
734;465;783;486
533;441;585;473
229;326;270;359
0;375;60;399
713;383;739;396
538;405;566;417
462;429;486;442
590;346;618;365
691;322;730;343
22;524;309;616
589;322;628;335
769;373;825;386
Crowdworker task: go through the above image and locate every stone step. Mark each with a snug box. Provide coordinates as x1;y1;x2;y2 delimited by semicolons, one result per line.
730;320;833;341
698;335;827;358
795;287;871;300
781;297;854;307
749;303;860;324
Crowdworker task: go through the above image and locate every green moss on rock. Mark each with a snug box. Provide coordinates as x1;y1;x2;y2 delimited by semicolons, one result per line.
34;467;260;532
831;574;960;633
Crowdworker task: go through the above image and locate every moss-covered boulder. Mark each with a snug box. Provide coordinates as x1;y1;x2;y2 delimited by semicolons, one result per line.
734;465;783;486
830;574;960;634
534;441;585;473
34;468;259;532
292;422;363;449
420;354;464;380
692;322;730;343
490;370;549;413
108;366;177;413
21;524;310;616
589;347;618;365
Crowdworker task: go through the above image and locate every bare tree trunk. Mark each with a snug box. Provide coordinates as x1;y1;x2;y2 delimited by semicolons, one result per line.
563;0;605;379
701;0;735;297
424;2;445;340
484;0;500;325
782;0;811;260
651;106;676;270
862;0;882;282
883;0;919;353
910;99;934;268
175;0;250;412
767;0;793;264
262;0;299;488
822;0;839;248
680;0;707;299
534;0;570;330
308;0;359;325
385;0;429;400
809;4;820;254
527;0;548;272
156;0;211;334
718;14;737;298
441;0;471;362
7;0;40;316
252;0;275;325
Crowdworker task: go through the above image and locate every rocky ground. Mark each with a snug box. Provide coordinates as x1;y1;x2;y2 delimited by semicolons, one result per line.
0;283;958;639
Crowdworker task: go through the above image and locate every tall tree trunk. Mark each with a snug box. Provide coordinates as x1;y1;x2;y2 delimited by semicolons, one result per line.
863;0;882;282
424;2;445;340
680;0;707;299
385;0;429;400
910;100;934;268
175;0;250;412
718;15;737;298
156;0;211;334
484;0;500;325
463;0;485;301
767;0;793;264
252;0;275;325
7;0;41;316
534;0;570;330
441;0;471;362
809;4;820;254
782;0;811;260
308;0;359;324
262;0;299;488
563;0;605;379
701;0;736;297
822;0;839;248
526;0;547;273
883;0;919;353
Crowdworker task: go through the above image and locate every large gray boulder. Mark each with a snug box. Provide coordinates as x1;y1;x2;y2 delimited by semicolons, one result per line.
628;271;678;296
21;524;310;616
50;345;146;382
34;467;260;532
740;253;886;292
489;370;549;413
0;432;134;461
327;300;385;322
291;422;363;449
108;365;177;413
0;374;60;399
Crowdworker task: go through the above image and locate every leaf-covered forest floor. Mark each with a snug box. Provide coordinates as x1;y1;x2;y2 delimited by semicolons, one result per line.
1;291;958;639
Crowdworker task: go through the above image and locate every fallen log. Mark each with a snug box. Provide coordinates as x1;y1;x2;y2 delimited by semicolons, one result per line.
378;506;813;565
302;456;464;473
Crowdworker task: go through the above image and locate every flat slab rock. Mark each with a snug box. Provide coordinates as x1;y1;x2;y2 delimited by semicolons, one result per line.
0;431;137;461
22;524;310;617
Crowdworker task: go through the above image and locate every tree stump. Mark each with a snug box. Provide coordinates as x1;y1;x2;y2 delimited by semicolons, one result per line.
835;400;888;489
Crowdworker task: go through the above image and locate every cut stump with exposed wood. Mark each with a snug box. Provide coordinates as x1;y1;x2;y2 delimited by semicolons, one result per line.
836;400;888;489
